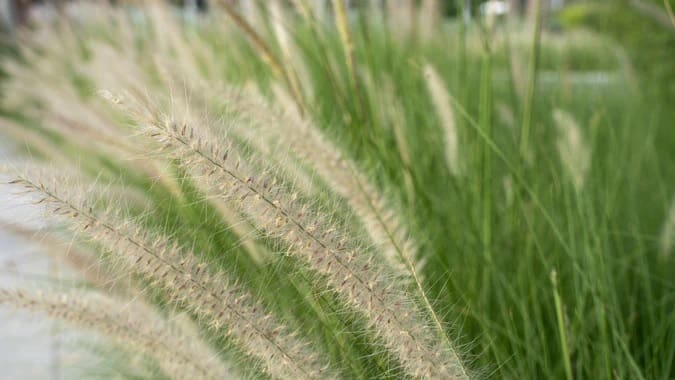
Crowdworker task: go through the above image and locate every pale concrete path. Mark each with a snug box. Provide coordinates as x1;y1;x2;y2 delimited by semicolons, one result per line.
0;140;85;380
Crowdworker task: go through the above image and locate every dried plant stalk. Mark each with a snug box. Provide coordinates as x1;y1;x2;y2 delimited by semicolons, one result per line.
214;0;305;115
331;0;357;85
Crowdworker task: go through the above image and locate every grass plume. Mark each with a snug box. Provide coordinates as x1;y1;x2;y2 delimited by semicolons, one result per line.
553;108;591;192
424;64;463;177
105;91;468;378
0;288;232;380
7;174;334;379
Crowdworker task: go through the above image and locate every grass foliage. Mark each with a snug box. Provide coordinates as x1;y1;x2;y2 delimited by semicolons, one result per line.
0;2;674;379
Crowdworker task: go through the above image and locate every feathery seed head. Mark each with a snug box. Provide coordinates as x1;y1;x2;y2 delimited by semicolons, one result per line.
6;172;336;380
424;64;463;177
553;109;591;192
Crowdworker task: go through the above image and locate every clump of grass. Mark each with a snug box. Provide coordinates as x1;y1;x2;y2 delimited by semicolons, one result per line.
1;4;471;378
1;2;674;379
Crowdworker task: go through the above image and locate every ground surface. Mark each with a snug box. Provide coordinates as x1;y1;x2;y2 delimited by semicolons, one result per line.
0;141;82;380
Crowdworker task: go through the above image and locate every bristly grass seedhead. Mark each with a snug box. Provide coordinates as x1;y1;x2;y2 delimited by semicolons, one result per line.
0;288;233;380
102;91;469;379
6;174;336;380
207;85;469;377
660;196;675;258
553;108;591;192
424;64;463;177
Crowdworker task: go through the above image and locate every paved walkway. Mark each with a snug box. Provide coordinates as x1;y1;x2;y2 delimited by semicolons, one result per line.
0;141;79;380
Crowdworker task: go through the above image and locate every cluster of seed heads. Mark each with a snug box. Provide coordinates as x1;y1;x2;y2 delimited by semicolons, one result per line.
132;108;468;378
7;176;334;379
